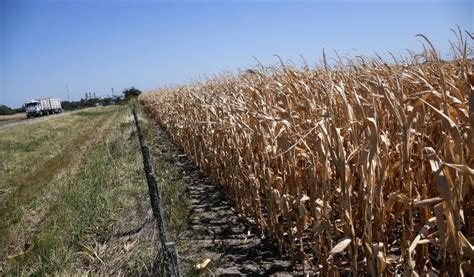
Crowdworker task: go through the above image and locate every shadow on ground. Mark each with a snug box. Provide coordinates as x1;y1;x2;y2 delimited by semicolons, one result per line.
148;123;305;276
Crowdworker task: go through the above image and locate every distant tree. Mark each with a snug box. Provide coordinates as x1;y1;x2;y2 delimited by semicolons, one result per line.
112;95;123;105
98;97;114;106
61;101;79;111
0;104;15;115
84;96;97;105
13;106;25;113
122;87;142;101
62;96;123;111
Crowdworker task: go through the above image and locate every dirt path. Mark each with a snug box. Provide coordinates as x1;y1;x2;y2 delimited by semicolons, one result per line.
147;122;303;276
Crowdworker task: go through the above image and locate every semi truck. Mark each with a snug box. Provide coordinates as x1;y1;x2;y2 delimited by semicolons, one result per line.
24;98;62;118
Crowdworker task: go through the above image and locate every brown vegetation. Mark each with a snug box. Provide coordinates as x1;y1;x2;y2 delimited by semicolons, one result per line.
0;113;26;122
140;33;473;275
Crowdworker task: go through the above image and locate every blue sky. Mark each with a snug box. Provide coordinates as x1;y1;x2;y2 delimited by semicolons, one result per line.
0;0;472;108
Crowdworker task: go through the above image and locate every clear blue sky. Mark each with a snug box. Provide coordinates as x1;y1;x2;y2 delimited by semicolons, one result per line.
0;0;472;108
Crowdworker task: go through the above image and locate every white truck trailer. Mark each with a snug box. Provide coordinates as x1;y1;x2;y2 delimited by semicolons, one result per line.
25;98;62;118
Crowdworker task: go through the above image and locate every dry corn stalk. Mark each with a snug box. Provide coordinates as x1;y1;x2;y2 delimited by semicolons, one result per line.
140;32;473;275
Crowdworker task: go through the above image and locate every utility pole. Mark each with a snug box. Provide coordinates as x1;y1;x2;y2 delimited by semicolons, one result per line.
111;88;114;97
66;85;70;102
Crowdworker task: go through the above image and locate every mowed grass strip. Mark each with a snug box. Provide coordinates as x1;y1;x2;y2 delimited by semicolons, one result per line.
0;107;118;254
0;106;159;274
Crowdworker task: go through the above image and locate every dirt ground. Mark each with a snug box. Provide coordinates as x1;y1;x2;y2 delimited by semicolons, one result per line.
146;120;305;276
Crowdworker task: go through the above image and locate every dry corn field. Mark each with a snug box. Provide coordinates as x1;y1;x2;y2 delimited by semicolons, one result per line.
140;34;474;275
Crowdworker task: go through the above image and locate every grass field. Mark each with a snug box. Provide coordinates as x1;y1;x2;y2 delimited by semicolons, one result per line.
0;106;162;274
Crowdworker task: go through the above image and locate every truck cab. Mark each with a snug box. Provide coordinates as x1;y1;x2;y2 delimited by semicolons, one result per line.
25;100;42;118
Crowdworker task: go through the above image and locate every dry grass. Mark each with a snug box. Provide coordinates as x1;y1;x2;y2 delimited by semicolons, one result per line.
0;113;26;122
140;32;473;275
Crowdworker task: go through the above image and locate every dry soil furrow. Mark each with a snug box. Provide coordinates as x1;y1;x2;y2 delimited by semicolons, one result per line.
148;122;303;276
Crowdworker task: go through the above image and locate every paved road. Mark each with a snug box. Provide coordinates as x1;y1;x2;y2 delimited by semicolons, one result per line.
0;112;68;129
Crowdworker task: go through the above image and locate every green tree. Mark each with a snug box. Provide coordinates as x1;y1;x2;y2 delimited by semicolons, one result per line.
98;97;114;106
0;104;15;115
122;87;141;101
13;106;25;113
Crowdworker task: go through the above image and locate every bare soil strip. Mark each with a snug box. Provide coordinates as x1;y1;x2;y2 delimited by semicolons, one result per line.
146;121;303;276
